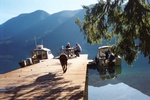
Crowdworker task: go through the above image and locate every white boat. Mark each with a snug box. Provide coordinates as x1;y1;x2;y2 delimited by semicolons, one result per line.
19;45;54;67
96;46;121;67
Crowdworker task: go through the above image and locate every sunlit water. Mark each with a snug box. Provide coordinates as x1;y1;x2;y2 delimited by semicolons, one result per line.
88;54;150;100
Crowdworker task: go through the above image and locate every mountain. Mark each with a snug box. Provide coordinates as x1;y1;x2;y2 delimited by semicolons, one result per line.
0;9;100;74
0;10;50;38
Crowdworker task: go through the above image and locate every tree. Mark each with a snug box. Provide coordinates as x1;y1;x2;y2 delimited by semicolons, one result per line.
76;0;150;65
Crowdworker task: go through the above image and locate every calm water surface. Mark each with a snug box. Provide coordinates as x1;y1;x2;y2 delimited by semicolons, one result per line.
88;54;150;100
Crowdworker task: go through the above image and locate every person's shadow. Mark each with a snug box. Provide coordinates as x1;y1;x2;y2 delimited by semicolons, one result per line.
35;73;56;82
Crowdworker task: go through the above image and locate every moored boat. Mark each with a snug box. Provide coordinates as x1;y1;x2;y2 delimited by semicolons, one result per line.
19;45;54;68
96;46;121;67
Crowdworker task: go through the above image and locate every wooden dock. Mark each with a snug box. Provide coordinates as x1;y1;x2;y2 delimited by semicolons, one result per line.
0;54;88;100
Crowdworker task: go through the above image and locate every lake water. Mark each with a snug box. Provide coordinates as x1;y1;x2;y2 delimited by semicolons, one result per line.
88;54;150;100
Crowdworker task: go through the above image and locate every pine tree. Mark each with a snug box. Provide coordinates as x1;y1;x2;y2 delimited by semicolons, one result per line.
76;0;150;65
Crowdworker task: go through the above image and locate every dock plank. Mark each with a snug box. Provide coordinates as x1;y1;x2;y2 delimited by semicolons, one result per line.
0;54;88;100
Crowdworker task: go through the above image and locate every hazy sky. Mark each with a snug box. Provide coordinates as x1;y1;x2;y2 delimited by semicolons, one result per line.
0;0;99;24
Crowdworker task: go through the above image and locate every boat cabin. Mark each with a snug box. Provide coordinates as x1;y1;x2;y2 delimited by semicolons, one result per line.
31;45;54;64
19;45;54;67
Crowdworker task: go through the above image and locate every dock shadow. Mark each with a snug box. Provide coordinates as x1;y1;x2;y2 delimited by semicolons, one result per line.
1;73;84;100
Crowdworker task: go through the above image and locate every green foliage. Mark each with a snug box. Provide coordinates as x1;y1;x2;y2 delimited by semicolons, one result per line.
76;0;150;65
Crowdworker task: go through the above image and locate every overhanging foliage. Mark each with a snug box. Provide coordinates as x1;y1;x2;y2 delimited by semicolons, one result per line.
76;0;150;65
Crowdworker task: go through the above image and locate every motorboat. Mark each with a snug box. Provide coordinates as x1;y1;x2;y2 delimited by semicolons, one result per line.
96;46;121;67
19;45;54;67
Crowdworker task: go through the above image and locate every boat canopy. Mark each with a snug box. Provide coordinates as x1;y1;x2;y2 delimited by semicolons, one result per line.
34;45;51;52
98;46;112;50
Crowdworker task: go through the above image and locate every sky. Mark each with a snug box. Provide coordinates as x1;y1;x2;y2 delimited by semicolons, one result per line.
0;0;99;24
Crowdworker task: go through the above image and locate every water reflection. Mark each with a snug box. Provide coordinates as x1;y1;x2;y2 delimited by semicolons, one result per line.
88;63;150;100
88;61;122;80
88;54;150;99
98;65;122;80
89;82;150;100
